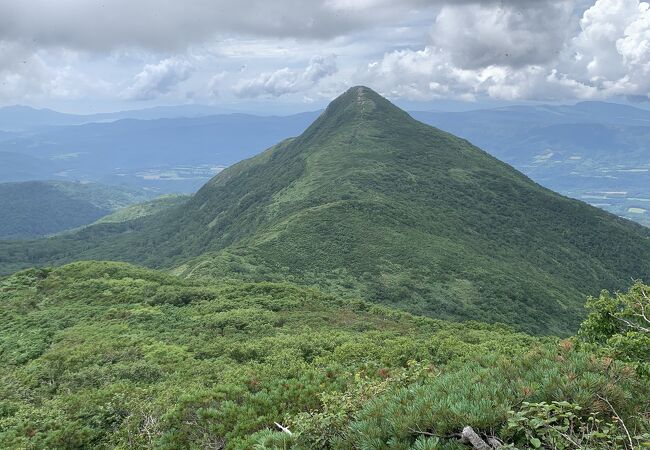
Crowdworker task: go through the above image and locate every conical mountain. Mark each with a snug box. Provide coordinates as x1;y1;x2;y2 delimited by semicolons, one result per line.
2;87;648;334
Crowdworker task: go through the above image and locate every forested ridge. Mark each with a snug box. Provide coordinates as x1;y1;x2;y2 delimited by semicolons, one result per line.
1;88;649;335
1;87;649;449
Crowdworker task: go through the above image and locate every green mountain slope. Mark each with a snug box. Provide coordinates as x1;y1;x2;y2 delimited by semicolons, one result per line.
91;194;189;225
1;261;647;449
1;87;649;335
0;181;155;239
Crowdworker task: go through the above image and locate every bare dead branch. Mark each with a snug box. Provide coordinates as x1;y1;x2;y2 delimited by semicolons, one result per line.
460;426;492;450
487;436;503;448
597;395;634;450
614;316;650;334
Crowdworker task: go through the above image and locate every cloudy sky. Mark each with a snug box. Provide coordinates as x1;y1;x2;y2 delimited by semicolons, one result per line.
1;0;649;113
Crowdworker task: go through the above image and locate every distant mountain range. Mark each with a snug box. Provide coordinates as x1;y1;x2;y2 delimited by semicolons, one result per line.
1;100;648;225
0;112;319;192
0;104;236;131
4;100;647;132
2;87;648;336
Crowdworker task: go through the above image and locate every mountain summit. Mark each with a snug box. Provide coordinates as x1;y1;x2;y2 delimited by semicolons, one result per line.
2;86;649;334
315;85;411;121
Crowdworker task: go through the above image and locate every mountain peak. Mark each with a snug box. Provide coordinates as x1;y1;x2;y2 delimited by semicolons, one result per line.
328;86;398;115
302;86;412;140
339;85;378;99
345;85;381;103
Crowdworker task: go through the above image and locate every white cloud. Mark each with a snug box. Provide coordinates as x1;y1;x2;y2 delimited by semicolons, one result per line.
0;0;436;52
569;0;650;97
122;57;194;101
364;0;650;102
618;3;650;68
361;47;476;100
431;1;573;69
0;1;557;53
1;0;649;108
234;55;337;98
207;71;227;98
0;41;111;103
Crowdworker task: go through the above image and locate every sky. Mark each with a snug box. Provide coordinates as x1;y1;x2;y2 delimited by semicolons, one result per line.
0;0;649;114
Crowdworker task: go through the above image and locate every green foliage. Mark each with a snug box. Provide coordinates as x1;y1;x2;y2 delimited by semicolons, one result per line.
504;401;647;449
1;88;649;336
1;263;648;450
93;194;189;225
0;180;155;239
4;261;647;449
255;344;649;449
0;260;539;449
578;281;650;377
283;361;437;449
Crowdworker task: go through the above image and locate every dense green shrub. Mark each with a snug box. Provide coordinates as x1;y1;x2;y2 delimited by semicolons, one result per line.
578;281;650;377
504;401;649;449
1;262;647;449
0;261;533;448
256;344;648;449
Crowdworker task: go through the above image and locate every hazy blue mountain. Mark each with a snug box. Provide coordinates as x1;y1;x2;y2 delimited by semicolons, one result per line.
0;130;17;142
0;104;238;131
412;101;650;130
0;152;53;182
0;106;86;131
89;104;235;121
0;112;319;192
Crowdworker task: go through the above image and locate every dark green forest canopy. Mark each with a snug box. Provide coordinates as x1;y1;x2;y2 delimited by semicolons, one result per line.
0;181;155;239
0;87;649;335
1;261;647;449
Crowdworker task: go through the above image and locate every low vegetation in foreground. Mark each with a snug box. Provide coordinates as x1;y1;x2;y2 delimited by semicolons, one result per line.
1;261;647;449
